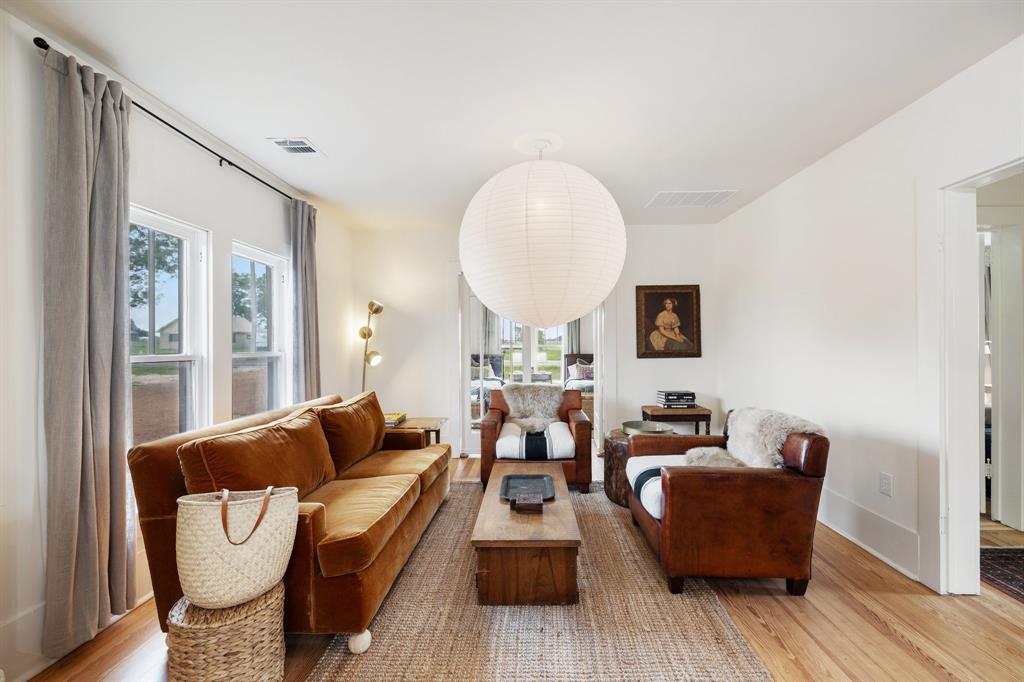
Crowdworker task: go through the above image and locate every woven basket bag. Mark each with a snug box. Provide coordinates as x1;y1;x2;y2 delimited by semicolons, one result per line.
176;486;298;609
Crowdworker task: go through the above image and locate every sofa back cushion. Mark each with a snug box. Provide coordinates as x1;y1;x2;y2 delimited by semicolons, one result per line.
314;391;387;473
177;407;336;498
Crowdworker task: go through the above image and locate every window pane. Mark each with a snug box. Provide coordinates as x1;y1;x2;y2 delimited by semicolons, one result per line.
131;361;193;444
535;326;563;382
254;261;272;352
129;225;150;355
232;356;279;418
153;231;183;354
232;255;253;352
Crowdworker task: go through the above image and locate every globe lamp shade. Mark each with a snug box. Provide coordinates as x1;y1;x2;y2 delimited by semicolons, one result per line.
459;160;626;329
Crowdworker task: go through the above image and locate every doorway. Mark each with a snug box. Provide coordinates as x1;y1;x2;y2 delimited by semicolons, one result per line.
977;172;1024;600
458;275;600;456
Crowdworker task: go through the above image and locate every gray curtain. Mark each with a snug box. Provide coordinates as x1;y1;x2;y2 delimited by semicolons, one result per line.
566;318;582;354
41;48;135;658
482;306;497;355
291;200;321;401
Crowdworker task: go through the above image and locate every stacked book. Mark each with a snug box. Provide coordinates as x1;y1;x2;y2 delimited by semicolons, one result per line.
383;412;407;427
657;391;696;409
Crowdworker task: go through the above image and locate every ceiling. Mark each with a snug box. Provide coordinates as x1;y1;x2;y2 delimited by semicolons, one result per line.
10;1;1023;230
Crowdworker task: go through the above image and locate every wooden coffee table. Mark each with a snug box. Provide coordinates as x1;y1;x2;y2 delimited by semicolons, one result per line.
470;462;581;605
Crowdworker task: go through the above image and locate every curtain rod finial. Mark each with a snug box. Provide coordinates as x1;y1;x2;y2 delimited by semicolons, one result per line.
33;37;50;50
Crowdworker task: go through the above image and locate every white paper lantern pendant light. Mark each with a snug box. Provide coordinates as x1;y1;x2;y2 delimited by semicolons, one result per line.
459;135;627;329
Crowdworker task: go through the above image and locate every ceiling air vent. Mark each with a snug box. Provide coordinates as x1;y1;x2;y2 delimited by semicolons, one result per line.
645;189;737;209
268;137;319;154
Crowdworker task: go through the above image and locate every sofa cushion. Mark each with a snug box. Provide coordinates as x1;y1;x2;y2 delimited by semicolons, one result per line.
625;449;744;520
336;444;451;489
314;391;386;473
177;407;335;498
303;475;420;577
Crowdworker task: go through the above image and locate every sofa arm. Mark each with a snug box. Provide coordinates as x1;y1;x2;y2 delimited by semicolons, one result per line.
382;428;428;450
781;433;829;477
567;409;592;486
480;408;504;483
659;467;823;580
629;434;727;456
283;501;327;630
567;408;591;442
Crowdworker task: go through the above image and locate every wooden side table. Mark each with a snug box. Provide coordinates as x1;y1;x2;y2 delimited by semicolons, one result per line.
641;405;712;435
603;430;632;508
389;417;447;444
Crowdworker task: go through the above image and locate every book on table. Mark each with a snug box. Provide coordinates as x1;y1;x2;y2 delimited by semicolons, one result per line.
383;412;406;427
657;402;697;409
658;391;695;400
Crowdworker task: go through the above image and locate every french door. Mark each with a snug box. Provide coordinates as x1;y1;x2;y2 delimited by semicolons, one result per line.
460;279;566;454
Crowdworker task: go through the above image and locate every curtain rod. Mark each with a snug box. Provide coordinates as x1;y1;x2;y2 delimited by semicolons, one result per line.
33;36;297;203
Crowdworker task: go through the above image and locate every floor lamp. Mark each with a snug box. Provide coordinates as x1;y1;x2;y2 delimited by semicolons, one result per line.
359;300;384;392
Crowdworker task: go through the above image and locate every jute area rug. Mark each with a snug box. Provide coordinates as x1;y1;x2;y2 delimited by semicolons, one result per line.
309;482;770;681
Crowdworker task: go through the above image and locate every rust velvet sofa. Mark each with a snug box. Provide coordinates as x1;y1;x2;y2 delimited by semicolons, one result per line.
127;391;449;648
627;412;829;595
479;388;592;492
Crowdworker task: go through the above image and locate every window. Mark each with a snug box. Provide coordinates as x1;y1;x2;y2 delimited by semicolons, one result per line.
129;207;207;445
231;244;288;418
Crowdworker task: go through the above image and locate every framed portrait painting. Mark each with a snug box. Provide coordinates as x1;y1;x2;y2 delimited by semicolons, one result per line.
635;285;701;358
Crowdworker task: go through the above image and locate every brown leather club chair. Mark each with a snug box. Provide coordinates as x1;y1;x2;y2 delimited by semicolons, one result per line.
480;389;592;492
627;412;829;595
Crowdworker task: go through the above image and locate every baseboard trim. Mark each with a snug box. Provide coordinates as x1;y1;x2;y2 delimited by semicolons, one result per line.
818;487;921;583
0;601;53;682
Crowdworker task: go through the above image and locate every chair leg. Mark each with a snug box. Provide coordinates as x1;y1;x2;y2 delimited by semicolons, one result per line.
577;484;589;494
667;576;686;594
632;515;639;526
786;578;809;596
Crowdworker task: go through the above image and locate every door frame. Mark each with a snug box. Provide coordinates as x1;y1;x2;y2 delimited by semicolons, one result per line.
936;158;1023;594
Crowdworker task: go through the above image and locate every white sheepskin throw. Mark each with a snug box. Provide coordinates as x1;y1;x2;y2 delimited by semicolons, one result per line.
726;407;826;468
501;383;564;433
683;446;746;467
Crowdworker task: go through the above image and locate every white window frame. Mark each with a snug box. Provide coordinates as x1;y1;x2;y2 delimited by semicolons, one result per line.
231;241;291;413
128;205;211;434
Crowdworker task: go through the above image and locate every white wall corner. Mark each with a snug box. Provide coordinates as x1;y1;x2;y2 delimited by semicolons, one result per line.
819;487;921;583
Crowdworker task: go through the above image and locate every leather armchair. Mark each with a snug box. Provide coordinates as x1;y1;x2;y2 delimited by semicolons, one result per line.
481;389;592;492
627;413;829;595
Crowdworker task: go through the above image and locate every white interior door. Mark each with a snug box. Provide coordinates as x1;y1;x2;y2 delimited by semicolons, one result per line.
989;225;1024;530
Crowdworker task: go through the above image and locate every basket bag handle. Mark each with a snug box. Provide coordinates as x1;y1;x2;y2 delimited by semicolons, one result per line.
219;486;273;546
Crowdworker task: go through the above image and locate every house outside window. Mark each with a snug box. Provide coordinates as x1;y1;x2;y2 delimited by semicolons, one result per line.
128;207;208;445
231;244;289;418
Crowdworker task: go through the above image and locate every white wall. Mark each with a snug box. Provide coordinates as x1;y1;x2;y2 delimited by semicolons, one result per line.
0;11;49;682
602;225;724;434
342;228;462;445
714;36;1024;588
315;204;356;400
339;223;725;455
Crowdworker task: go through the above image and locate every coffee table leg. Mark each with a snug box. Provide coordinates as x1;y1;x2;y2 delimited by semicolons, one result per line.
693;422;699;435
705;421;710;435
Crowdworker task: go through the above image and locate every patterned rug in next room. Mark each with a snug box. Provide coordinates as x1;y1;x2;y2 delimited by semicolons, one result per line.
981;547;1024;603
309;482;770;681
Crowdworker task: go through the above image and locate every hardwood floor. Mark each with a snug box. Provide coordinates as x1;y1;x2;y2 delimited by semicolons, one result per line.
981;512;1024;547
32;457;1024;681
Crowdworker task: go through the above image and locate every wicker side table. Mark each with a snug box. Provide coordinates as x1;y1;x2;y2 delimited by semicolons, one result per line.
167;582;285;681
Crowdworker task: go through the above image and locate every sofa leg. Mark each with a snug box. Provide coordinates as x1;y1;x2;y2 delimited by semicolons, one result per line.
667;576;685;594
348;629;372;654
786;578;809;596
577;484;590;494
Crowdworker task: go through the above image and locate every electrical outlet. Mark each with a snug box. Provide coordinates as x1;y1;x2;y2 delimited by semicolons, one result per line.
879;472;894;498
